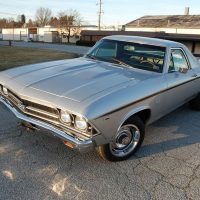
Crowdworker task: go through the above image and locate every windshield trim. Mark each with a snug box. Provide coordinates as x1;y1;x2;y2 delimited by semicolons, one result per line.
86;39;166;73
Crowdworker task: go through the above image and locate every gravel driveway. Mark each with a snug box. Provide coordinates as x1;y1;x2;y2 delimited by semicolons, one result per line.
1;103;200;200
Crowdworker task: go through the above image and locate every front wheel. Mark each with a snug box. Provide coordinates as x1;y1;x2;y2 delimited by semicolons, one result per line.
96;116;145;161
189;93;200;110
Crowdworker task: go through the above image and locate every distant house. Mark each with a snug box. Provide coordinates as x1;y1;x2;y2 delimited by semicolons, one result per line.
125;15;200;35
60;25;98;43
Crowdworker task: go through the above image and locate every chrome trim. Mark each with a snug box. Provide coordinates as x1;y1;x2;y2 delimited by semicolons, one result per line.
74;115;88;132
170;48;191;70
5;88;99;137
0;95;94;153
109;124;141;157
25;106;59;119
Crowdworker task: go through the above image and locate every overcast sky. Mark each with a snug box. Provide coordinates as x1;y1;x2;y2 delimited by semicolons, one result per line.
0;0;200;26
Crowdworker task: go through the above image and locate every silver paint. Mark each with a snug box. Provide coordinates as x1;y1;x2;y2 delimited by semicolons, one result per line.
0;36;200;151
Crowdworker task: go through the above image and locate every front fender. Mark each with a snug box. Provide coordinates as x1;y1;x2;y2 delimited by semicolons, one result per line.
91;104;151;146
117;105;151;132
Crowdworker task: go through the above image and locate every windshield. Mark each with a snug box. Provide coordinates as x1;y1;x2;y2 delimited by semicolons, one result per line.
86;39;166;73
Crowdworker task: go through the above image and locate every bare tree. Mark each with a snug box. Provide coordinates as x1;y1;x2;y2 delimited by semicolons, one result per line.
49;17;59;27
26;19;35;28
58;10;81;43
35;7;52;27
0;18;7;28
0;16;27;28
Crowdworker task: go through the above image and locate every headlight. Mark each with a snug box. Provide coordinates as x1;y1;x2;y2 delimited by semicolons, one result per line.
2;87;8;96
60;111;72;124
75;116;88;131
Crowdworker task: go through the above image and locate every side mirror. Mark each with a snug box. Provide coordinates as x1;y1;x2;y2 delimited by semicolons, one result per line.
179;67;188;74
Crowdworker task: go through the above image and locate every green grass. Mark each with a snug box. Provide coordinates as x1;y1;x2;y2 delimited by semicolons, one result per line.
0;46;79;71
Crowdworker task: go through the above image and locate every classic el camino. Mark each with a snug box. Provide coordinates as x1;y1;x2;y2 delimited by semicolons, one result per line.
0;36;200;161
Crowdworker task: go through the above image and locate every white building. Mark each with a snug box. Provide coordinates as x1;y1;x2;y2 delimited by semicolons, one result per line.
1;25;98;43
2;28;28;41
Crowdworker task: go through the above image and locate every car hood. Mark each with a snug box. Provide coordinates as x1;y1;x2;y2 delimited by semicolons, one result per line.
1;57;152;102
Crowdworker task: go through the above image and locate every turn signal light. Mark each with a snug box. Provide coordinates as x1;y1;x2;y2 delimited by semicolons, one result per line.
63;141;74;149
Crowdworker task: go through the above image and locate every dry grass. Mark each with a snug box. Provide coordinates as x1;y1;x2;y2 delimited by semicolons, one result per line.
0;46;78;71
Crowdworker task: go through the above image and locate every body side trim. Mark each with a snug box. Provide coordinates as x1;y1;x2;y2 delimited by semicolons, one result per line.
97;76;200;118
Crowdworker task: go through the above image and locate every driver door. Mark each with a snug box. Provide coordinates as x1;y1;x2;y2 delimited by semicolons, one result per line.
163;48;197;113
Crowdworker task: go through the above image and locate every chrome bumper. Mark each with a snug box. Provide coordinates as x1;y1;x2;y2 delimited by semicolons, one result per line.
0;95;94;153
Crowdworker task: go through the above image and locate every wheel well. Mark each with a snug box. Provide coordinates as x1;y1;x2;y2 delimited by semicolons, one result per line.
126;109;151;125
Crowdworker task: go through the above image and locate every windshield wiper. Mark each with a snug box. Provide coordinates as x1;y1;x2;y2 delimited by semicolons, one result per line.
86;54;97;60
111;58;132;68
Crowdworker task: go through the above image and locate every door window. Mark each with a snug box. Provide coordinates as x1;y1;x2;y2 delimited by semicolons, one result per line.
169;49;190;72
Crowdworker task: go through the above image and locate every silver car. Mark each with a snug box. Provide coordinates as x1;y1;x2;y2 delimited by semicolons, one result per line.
0;36;200;161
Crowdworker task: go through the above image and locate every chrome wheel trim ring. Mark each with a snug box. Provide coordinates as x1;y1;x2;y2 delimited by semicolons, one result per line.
109;124;140;157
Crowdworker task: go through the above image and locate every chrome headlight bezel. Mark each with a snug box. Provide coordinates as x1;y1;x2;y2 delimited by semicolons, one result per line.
75;116;88;131
59;110;98;136
2;86;8;96
60;110;72;124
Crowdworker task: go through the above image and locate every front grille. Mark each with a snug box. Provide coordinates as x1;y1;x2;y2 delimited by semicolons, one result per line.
8;92;22;105
23;100;59;115
4;89;98;139
25;107;59;122
7;89;60;124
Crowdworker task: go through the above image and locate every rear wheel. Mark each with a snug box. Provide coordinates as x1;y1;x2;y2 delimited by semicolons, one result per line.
190;93;200;110
96;116;145;161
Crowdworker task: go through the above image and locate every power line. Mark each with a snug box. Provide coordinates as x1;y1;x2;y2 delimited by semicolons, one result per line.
0;12;20;16
0;11;33;18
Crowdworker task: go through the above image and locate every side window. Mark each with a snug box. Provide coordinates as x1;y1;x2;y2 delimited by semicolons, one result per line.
169;49;189;72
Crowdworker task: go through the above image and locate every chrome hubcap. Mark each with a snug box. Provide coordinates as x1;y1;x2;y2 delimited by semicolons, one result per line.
109;124;140;157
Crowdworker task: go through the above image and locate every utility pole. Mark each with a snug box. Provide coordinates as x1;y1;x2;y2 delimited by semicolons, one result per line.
97;0;103;30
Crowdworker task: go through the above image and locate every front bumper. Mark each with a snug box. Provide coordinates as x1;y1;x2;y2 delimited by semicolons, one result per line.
0;95;94;153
